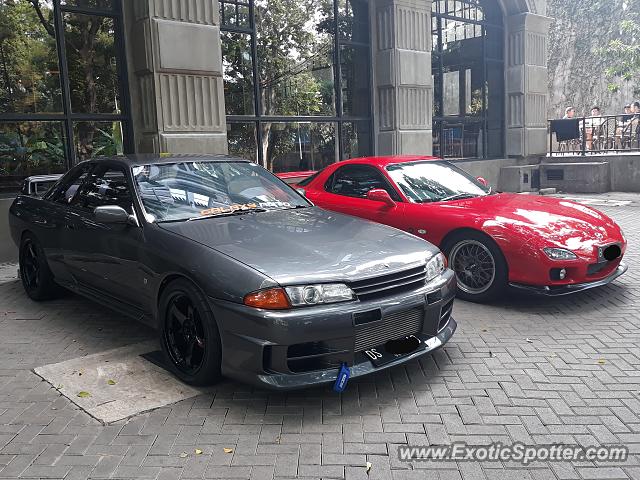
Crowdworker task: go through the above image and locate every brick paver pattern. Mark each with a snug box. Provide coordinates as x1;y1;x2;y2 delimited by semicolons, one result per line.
0;198;639;479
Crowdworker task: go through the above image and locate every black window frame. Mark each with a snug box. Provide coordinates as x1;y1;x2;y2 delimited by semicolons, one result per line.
431;0;505;160
324;164;402;201
0;0;133;172
70;163;132;213
220;0;374;168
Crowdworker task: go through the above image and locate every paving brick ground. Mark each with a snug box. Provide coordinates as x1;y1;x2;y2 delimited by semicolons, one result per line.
0;194;639;479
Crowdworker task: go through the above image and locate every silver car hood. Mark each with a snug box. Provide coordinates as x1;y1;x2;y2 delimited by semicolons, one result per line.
159;207;438;285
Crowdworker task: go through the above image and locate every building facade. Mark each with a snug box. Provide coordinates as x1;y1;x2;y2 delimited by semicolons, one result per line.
0;0;551;189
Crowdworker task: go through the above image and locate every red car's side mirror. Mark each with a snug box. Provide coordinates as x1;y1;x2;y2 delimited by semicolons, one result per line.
367;189;396;207
476;176;488;187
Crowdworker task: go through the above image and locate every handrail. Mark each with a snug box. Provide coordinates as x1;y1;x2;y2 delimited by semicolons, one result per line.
548;114;640;156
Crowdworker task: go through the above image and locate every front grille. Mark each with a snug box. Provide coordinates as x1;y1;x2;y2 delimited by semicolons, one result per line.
349;266;427;301
286;341;350;373
354;307;424;352
587;262;611;276
438;299;454;332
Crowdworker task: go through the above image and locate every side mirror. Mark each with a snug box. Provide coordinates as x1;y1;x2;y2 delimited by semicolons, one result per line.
367;188;396;207
94;205;139;226
476;176;488;187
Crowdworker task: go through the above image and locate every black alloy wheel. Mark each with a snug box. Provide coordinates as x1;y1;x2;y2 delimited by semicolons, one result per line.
160;279;222;385
19;233;62;301
443;231;508;303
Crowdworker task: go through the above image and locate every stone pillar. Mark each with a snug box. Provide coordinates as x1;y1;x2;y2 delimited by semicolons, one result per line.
505;11;552;157
123;0;227;154
371;0;433;155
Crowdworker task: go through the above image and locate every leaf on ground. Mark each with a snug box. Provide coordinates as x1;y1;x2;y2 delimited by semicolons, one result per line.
223;448;234;454
366;461;372;474
55;384;63;390
194;449;203;455
481;328;488;332
525;338;534;343
107;379;116;385
597;359;606;365
179;452;188;458
77;391;91;398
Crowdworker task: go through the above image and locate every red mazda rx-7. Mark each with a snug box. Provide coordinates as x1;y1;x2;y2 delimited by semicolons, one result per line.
280;156;627;302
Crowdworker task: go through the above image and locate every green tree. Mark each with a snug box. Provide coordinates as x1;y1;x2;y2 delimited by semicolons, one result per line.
223;0;336;169
600;2;639;95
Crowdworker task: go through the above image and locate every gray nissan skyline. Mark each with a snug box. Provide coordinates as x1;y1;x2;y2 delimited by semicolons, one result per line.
9;154;457;389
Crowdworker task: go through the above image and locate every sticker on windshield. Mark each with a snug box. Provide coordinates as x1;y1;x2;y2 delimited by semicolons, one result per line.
200;203;258;216
258;201;292;209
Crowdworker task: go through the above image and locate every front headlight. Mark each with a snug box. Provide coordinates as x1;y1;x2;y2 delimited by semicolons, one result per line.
285;283;355;306
426;252;447;282
543;247;577;260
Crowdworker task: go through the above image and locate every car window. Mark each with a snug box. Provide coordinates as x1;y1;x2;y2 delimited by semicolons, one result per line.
325;165;400;200
386;161;489;203
71;167;133;214
47;165;92;205
133;161;310;223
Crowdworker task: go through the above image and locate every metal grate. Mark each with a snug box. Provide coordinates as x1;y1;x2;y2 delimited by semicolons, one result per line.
438;299;454;332
546;169;564;181
349;266;427;301
354;307;424;352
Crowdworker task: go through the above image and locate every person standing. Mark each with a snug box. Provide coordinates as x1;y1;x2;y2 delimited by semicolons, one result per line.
563;107;576;119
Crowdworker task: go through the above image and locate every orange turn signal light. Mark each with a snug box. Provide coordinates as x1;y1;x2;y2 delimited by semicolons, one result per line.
244;288;291;310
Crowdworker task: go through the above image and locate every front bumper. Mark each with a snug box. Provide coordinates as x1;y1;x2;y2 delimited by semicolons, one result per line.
509;262;628;296
209;269;457;390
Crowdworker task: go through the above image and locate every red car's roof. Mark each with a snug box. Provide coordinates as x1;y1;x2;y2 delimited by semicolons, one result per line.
336;155;440;168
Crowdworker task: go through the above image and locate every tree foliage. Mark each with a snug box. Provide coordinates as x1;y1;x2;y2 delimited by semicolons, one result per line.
602;14;640;94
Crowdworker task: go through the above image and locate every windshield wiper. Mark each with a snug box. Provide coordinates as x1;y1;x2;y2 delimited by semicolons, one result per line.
440;193;478;202
187;208;268;221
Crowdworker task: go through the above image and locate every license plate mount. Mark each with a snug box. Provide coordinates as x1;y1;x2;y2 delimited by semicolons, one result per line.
363;335;421;367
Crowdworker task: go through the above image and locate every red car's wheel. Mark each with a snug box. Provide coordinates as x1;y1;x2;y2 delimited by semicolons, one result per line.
443;231;508;303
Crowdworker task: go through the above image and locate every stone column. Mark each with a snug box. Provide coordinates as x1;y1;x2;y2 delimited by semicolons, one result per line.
123;0;227;154
505;11;552;157
371;0;433;155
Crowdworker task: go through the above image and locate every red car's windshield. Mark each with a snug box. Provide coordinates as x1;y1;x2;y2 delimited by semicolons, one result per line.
386;161;490;203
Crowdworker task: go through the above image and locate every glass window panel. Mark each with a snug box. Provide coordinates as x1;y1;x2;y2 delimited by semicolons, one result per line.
220;0;251;29
261;122;336;173
0;121;67;181
63;13;121;114
222;32;255;116
255;0;335;116
341;121;371;159
227;122;258;162
60;0;115;10
0;0;63;113
340;45;370;118
443;70;459;116
73;120;123;161
338;0;369;43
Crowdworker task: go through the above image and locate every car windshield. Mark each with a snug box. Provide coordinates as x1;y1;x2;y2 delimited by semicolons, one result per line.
386;161;490;203
133;160;309;223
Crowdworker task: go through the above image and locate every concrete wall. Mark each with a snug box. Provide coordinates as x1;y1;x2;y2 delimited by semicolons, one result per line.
123;0;227;154
451;157;534;189
371;0;434;155
453;154;640;193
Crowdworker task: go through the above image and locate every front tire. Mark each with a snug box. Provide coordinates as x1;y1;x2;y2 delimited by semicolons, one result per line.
442;231;508;303
19;233;62;301
159;279;222;386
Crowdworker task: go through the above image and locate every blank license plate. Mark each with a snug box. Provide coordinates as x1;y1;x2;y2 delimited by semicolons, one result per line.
363;335;421;367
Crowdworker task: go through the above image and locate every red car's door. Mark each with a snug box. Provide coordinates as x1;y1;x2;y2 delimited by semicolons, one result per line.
310;164;407;228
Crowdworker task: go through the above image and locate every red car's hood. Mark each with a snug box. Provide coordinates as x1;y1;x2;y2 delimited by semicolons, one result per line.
454;193;624;253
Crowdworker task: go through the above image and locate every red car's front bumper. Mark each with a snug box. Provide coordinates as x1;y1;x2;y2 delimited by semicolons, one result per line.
509;262;628;296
